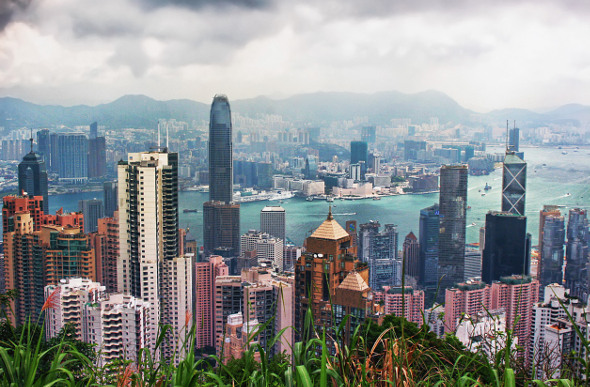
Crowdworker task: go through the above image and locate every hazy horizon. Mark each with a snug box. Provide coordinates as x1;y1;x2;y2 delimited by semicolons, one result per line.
1;0;590;111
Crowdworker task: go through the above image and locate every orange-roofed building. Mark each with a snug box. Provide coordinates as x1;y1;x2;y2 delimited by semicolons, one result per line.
295;208;369;342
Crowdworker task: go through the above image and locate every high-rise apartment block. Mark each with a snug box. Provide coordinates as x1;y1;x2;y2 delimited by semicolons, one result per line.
45;278;151;366
260;206;286;242
194;255;228;349
240;230;284;270
215;268;293;360
502;151;526;216
438;165;468;293
18;139;49;213
445;279;491;333
445;275;539;354
117;150;192;358
373;286;425;326
91;212;119;293
203;95;240;258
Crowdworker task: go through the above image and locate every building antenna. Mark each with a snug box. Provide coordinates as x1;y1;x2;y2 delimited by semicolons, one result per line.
29;128;34;153
157;120;161;150
505;120;509;152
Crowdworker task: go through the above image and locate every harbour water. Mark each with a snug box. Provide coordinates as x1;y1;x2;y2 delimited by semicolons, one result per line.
43;146;590;248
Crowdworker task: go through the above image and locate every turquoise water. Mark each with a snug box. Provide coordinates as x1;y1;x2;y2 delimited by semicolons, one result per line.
44;146;590;248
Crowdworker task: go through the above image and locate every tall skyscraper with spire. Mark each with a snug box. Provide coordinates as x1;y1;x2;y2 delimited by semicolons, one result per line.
203;95;240;258
502;151;526;216
18;136;49;213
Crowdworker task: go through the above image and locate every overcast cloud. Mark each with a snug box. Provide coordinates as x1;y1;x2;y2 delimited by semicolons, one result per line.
0;0;589;111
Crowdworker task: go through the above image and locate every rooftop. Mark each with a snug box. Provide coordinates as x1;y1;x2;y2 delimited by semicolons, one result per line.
310;208;349;240
338;271;370;292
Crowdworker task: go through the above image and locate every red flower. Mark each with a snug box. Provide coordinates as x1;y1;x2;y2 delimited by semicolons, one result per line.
42;287;60;312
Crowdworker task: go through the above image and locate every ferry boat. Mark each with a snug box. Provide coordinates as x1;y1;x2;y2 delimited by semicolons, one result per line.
183;209;198;213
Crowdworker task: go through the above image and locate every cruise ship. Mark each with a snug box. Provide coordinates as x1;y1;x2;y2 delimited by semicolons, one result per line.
233;189;295;203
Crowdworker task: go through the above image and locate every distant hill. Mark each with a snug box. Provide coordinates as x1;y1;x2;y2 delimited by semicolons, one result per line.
0;95;210;131
0;91;589;131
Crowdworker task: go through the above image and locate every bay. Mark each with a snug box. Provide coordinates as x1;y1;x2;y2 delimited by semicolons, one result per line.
43;146;590;248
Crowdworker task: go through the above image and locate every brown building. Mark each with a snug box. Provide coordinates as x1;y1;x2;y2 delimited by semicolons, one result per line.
90;212;119;293
333;271;373;344
403;231;420;280
295;209;368;341
3;195;95;326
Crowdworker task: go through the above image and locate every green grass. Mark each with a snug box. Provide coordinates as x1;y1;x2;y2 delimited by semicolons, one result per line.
0;288;586;386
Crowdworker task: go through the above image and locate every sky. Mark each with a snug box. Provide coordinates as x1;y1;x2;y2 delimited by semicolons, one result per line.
0;0;589;111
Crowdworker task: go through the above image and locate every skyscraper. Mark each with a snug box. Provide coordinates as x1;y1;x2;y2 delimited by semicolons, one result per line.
358;222;400;290
295;210;363;341
208;95;233;204
57;133;89;184
36;129;51;165
502;151;526;216
361;126;376;144
203;96;240;258
539;214;565;287
419;203;439;287
538;205;562;284
564;208;589;300
88;136;106;179
350;141;368;179
260;206;286;242
18;138;49;213
89;121;98;139
403;232;420;280
103;181;118;217
481;211;531;284
195;255;228;349
438;165;468;293
78;199;104;234
508;127;520;151
117;150;192;358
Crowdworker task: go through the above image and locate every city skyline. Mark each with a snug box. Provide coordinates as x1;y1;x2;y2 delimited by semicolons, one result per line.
1;1;590;110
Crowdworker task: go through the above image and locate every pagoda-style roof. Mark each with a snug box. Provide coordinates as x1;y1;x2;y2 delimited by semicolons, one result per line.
338;271;370;292
310;208;349;240
405;231;417;240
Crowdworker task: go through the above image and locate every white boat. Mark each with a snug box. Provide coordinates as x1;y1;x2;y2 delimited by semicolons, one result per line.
326;196;334;202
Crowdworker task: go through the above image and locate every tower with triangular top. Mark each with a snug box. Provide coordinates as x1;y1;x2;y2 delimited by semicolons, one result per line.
295;207;371;343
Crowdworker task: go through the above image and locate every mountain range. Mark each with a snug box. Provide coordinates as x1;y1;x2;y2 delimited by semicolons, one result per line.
0;90;589;132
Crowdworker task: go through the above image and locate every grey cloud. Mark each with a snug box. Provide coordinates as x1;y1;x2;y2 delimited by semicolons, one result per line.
307;0;590;19
0;0;32;31
108;41;150;77
136;0;274;11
